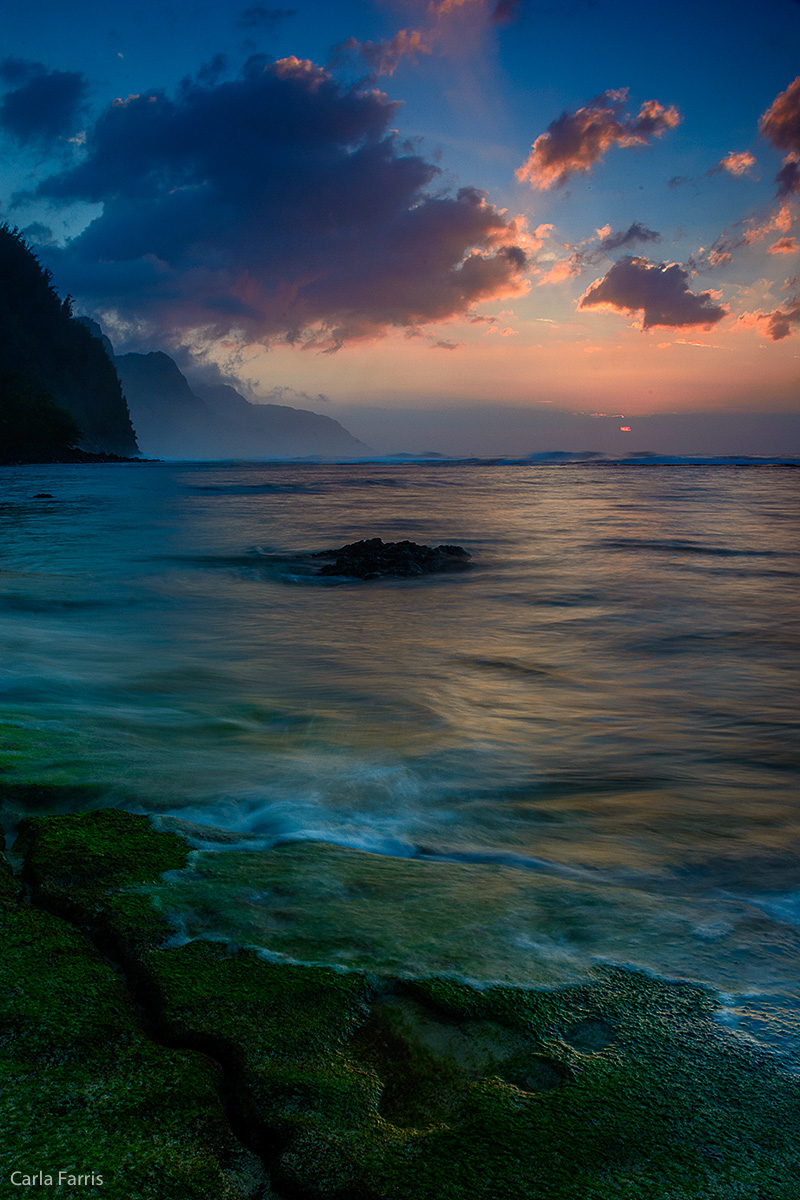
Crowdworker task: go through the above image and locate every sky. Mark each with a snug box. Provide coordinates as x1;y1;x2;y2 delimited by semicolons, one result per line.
1;0;799;455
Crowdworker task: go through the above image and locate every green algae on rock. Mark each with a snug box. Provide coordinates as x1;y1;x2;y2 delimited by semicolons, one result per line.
0;827;266;1200
8;808;800;1199
148;828;800;1003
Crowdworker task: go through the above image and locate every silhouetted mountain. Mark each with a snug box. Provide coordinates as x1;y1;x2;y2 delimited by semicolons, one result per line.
113;352;218;459
197;383;366;457
116;352;366;459
0;225;138;455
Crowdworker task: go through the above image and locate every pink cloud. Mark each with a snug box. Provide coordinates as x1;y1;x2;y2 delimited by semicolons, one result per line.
579;257;727;329
698;204;795;270
769;237;798;255
517;89;680;191
743;204;793;245
536;256;581;286
718;150;756;177
332;29;433;76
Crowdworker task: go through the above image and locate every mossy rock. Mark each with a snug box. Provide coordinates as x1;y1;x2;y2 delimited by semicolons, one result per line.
12;809;800;1198
0;837;265;1199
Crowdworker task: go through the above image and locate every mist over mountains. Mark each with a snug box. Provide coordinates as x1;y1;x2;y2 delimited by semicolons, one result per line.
114;350;366;460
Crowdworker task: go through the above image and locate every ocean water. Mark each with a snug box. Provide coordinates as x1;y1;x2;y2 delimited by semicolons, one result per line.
1;460;799;1051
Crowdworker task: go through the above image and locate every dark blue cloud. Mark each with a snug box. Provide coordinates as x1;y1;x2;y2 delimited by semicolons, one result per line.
580;256;727;329
600;222;661;252
34;56;528;348
0;58;88;145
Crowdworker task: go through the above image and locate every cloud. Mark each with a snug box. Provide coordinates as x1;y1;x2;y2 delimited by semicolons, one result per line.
516;89;680;190
759;76;800;196
489;0;525;22
600;221;661;252
333;0;520;76
716;150;756;177
20;221;55;244
759;76;800;156
693;204;794;270
261;384;330;404
743;204;793;244
765;301;800;339
579;257;727;329
331;30;433;77
741;299;800;340
237;6;297;30
34;56;528;350
769;237;798;255
0;58;88;145
536;256;581;286
775;158;800;198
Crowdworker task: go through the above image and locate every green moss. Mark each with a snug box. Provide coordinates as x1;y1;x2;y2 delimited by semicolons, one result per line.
11;809;800;1200
17;808;188;912
0;832;264;1199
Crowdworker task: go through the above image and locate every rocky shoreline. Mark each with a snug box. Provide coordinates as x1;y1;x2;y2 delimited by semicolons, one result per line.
2;808;799;1198
0;450;150;465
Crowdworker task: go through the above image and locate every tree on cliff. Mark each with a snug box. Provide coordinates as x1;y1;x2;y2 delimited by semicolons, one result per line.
0;371;82;462
0;225;138;455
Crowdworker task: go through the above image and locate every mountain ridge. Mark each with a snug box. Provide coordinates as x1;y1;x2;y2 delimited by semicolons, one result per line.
116;351;367;460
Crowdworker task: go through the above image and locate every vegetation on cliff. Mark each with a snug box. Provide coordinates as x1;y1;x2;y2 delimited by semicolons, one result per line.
0;370;83;462
0;225;138;456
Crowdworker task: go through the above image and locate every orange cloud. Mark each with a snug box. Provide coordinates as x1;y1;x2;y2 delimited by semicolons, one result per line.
536;256;581;286
517;89;680;191
769;237;798;255
743;204;793;245
739;299;800;340
332;29;433;76
718;150;756;176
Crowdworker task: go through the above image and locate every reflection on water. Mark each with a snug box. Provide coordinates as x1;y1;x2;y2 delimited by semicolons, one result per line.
1;461;799;1047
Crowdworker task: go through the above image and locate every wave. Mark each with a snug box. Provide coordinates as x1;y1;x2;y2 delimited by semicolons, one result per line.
203;452;800;467
599;538;786;558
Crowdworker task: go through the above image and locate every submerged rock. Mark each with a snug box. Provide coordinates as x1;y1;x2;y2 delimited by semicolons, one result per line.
314;536;471;579
4;808;800;1199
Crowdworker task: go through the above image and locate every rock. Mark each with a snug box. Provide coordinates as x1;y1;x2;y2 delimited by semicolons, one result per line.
7;809;800;1199
314;537;471;579
0;812;265;1199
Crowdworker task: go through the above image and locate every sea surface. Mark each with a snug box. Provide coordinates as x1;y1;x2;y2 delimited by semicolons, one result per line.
1;460;799;1054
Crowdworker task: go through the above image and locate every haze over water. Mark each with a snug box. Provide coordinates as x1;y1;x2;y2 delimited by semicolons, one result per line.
1;461;799;1053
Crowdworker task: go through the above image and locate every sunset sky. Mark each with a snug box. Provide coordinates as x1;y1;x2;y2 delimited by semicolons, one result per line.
2;0;799;454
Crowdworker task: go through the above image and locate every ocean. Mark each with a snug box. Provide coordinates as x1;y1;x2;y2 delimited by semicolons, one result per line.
1;460;799;1056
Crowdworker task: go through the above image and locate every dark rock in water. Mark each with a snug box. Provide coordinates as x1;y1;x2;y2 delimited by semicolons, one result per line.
314;537;471;579
33;493;53;498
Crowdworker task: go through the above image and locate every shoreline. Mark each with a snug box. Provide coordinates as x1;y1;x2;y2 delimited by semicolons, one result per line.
0;449;154;465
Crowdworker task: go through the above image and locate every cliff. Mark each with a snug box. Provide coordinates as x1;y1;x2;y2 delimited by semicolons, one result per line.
0;225;138;456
